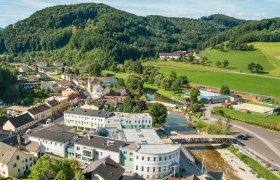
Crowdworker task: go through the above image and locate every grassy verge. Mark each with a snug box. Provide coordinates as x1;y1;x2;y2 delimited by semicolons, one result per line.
227;145;280;180
212;107;280;131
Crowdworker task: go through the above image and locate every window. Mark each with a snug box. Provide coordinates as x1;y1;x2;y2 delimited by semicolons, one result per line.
136;156;138;159
147;167;150;172
83;150;92;157
141;166;144;171
29;157;32;161
123;151;127;154
136;165;138;170
159;157;162;161
142;156;144;160
159;167;161;172
25;159;28;162
153;167;155;172
154;157;156;161
76;147;80;150
169;155;171;159
16;155;19;160
18;169;20;173
148;157;150;161
165;156;167;160
13;163;17;168
76;154;81;159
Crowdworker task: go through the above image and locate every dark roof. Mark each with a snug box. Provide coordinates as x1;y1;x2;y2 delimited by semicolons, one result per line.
29;128;75;143
76;135;125;153
47;124;74;132
27;104;51;115
64;108;112;118
7;113;34;128
47;99;59;107
0;114;13;126
83;157;125;180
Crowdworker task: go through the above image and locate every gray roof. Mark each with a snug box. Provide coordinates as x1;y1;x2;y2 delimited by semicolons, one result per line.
82;157;125;180
27;104;51;115
47;124;74;132
0;142;17;164
64;108;112;118
29;128;75;143
7;113;34;128
0;114;13;125
76;135;125;153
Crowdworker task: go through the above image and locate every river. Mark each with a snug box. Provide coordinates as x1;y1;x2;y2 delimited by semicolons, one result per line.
164;111;195;134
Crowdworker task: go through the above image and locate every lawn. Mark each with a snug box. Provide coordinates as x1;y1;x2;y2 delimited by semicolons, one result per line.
144;61;280;99
213;107;280;130
200;42;280;77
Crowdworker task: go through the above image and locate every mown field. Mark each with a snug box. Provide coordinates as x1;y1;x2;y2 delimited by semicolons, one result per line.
200;42;280;76
213;107;280;130
144;61;280;100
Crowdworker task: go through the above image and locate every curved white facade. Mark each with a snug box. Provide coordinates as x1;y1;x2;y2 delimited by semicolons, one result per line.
133;144;180;179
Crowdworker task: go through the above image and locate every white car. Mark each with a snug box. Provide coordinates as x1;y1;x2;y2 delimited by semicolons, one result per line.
25;129;32;134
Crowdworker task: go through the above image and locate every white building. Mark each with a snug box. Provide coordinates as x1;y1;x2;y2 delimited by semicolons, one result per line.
106;112;152;129
64;108;152;130
27;126;76;157
73;135;126;163
64;108;113;131
159;52;186;60
119;128;181;179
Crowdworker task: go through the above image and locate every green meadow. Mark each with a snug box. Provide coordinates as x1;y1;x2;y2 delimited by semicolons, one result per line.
144;61;280;99
200;42;280;76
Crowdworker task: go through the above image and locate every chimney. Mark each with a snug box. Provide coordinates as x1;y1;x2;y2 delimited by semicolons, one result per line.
17;134;21;145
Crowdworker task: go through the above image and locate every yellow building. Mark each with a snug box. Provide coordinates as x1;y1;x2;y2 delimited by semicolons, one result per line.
45;96;70;115
0;142;34;178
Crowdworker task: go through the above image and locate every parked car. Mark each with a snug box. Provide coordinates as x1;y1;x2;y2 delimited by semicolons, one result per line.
25;129;32;134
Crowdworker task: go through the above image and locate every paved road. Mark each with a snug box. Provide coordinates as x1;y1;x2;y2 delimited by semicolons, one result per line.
203;103;280;169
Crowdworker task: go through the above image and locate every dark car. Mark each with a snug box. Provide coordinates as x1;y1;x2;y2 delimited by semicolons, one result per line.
237;134;244;139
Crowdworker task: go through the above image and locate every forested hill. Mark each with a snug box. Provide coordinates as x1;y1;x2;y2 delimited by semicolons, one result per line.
0;3;279;66
204;18;280;48
0;3;243;65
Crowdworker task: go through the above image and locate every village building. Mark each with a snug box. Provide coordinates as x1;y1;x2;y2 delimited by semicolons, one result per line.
68;93;80;107
119;128;181;179
36;61;48;68
62;87;77;97
36;72;48;79
6;106;30;116
0;142;34;178
73;135;126;163
58;79;71;88
199;89;229;104
159;52;186;60
82;157;125;180
45;96;70;115
3;113;34;132
27;127;76;157
27;104;52;122
53;60;64;67
0;114;13;129
61;73;76;81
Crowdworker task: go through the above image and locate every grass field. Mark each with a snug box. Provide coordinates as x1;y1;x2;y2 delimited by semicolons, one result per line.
213;107;280;130
144;61;280;100
200;42;280;76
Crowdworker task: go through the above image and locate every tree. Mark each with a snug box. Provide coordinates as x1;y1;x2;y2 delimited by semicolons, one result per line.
136;100;147;111
188;103;202;113
148;103;167;125
223;60;229;68
123;97;135;113
35;66;38;73
177;75;188;86
170;81;179;94
169;71;177;80
125;73;143;91
247;62;255;72
74;68;80;76
161;78;172;90
87;62;102;76
190;88;200;103
128;61;143;74
220;85;230;95
115;78;125;88
29;155;84;180
216;61;222;67
154;74;163;88
255;63;263;73
65;68;72;74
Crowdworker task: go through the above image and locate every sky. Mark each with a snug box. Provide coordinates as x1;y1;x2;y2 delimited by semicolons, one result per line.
0;0;280;28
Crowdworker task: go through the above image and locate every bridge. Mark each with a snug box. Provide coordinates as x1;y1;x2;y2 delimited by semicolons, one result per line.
170;134;235;144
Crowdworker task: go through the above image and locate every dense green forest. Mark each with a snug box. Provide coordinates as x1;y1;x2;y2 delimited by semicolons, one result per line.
204;18;280;48
0;3;245;66
0;3;280;66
